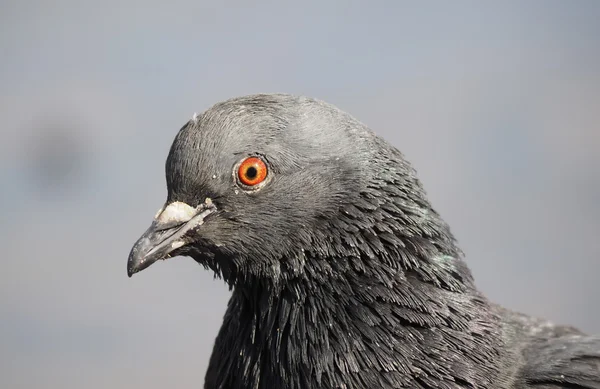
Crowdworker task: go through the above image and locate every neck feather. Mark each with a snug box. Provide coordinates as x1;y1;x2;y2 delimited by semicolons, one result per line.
205;253;505;389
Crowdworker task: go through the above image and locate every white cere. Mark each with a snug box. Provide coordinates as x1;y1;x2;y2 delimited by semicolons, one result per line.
156;201;197;224
191;112;199;123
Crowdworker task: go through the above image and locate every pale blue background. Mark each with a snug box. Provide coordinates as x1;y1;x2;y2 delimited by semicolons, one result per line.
1;1;599;388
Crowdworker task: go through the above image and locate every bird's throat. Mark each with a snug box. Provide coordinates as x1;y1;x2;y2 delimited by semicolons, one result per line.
204;258;504;389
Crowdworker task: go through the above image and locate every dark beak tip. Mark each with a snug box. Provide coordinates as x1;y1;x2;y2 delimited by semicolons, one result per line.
127;242;148;278
127;246;138;278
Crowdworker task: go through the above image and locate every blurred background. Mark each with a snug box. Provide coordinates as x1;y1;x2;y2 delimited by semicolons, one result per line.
1;1;599;388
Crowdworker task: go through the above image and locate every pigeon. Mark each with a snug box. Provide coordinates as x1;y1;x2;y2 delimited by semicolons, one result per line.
128;94;600;389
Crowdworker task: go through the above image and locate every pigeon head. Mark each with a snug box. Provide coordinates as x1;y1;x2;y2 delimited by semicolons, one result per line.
124;94;596;389
128;94;460;289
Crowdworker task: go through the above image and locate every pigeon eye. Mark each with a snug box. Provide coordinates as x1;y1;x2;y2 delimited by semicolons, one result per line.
237;156;268;187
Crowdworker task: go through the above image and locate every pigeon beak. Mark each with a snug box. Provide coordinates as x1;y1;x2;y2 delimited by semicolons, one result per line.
127;199;216;277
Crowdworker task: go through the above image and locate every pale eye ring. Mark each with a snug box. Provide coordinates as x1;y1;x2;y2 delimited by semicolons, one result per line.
235;156;269;189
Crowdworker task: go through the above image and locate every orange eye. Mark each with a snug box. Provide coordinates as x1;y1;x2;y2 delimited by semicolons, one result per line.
237;157;268;187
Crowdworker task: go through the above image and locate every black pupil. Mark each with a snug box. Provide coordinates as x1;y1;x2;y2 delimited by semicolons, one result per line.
245;166;258;179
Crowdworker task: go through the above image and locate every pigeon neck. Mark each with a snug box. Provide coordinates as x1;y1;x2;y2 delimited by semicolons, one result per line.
205;255;502;388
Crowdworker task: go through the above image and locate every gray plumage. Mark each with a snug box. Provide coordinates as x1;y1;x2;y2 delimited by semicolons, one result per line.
127;94;600;389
